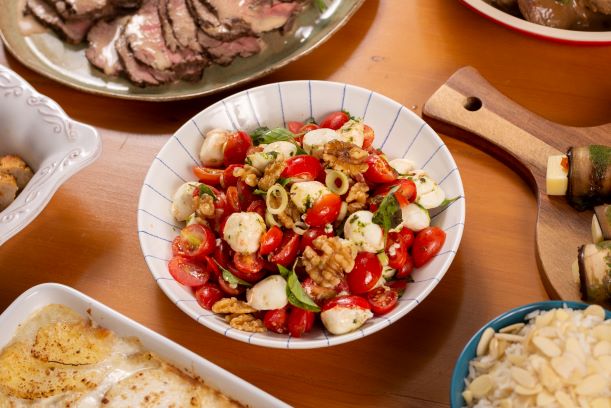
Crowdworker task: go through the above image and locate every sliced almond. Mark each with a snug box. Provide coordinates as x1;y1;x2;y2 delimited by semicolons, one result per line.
540;363;562;392
591;398;610;408
575;374;605;396
597;356;611;375
551;355;576;379
489;337;499;359
555;309;570;321
511;366;536;389
555;390;577;408
533;336;562;357
498;399;513;408
499;323;525;334
592;341;610;357
536;391;555;406
584;305;605;320
462;389;473;405
495;333;525;342
468;374;493;398
565;337;585;360
507;353;527;365
536;311;555;328
477;327;495;357
592;325;611;342
514;384;541;396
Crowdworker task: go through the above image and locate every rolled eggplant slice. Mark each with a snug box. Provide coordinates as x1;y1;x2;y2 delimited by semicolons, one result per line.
593;204;611;242
566;145;611;211
578;241;611;304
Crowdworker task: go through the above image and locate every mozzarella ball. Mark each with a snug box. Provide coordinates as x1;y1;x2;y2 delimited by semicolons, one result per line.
171;182;200;221
389;158;416;175
199;128;229;166
417;187;446;209
400;203;430;232
343;210;385;253
247;151;276;172
289;181;330;213
302;128;341;157
223;212;266;254
337;119;364;147
263;141;298;158
246;275;288;310
321;305;373;335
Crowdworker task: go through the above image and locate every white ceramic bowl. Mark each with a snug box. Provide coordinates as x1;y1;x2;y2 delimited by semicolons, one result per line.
0;64;101;245
461;0;611;45
138;80;466;349
0;283;289;407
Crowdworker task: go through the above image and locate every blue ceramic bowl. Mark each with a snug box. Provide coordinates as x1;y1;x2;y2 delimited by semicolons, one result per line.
450;301;611;407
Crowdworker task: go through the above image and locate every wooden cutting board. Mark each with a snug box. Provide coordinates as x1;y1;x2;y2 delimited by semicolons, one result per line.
422;66;611;302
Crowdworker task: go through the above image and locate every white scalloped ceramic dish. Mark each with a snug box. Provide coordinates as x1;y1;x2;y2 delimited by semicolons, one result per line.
0;283;289;407
0;64;101;245
461;0;611;45
137;80;466;349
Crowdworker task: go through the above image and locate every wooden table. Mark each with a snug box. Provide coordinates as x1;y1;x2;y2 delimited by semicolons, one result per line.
1;1;610;407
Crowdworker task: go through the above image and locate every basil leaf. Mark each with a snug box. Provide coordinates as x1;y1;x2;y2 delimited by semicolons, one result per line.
277;177;292;187
215;260;252;287
314;0;327;12
250;127;295;145
253;189;267;196
277;264;320;312
198;184;218;202
294;145;308;156
372;186;402;234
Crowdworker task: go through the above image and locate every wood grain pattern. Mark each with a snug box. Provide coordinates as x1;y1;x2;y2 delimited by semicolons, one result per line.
423;66;611;302
0;1;610;407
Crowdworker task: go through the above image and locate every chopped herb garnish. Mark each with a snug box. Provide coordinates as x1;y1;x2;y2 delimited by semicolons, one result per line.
372;186;402;234
215;260;252;287
250;127;295;145
277;177;291;187
278;265;320;312
198;184;218;202
253;189;267;196
294;144;308;156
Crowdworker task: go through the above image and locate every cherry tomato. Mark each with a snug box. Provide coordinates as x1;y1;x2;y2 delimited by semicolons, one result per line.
412;226;446;268
398;227;415;250
386;231;407;270
223;131;252;165
394;255;414;279
233;253;265;279
221;164;243;188
298;123;320;133
167;256;210;287
193;167;223;185
246;199;266;217
364;154;398;184
320;111;349;130
263;307;289;334
260;226;283;255
299;227;333;252
386;280;407;296
194;283;224;310
171;224;215;261
225;186;240;214
302;277;337;305
375;179;417;207
287;307;315;338
287;121;304;134
236;179;256;211
304;193;342;227
217;274;244;296
362;124;374;149
322;295;370;312
212;240;231;271
281;155;324;181
347;252;382;294
367;287;398;315
269;231;300;267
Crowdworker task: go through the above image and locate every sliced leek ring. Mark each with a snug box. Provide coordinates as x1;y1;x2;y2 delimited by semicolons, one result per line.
266;184;288;215
265;210;281;227
325;170;350;195
293;221;308;235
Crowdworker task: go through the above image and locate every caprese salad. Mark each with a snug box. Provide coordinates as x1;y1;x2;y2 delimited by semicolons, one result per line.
168;111;450;337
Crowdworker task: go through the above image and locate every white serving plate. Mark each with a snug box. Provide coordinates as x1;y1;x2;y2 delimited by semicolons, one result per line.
0;64;101;245
138;80;466;349
461;0;611;45
0;283;290;408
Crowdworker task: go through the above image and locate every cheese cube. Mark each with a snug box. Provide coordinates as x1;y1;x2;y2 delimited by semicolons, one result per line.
546;155;568;196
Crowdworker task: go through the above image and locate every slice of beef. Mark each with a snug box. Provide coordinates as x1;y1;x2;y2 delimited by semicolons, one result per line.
45;0;142;19
158;0;181;51
85;16;129;76
26;0;93;44
197;31;260;65
206;0;300;34
115;29;165;86
164;0;202;52
186;0;252;40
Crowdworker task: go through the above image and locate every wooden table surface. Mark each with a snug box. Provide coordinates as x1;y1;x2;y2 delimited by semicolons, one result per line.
1;1;610;407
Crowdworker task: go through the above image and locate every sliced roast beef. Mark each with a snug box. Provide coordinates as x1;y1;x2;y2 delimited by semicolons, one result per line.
186;0;253;40
26;0;93;44
197;31;260;65
43;0;141;20
158;0;180;51
115;29;164;86
206;0;301;34
164;0;202;52
86;16;129;76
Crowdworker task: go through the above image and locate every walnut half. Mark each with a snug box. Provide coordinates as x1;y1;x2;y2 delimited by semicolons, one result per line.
345;182;369;213
322;140;368;177
302;236;357;288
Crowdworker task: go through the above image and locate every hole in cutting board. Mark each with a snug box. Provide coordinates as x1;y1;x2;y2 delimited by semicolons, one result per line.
464;97;482;112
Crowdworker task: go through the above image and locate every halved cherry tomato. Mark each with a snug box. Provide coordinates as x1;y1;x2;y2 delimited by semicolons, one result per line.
236;179;256;211
398;227;415;250
268;231;300;267
364;155;398;184
362;124;374;149
322;295;370;312
168;256;210;287
212;240;231;271
247;199;266;217
221;164;243;188
223;131;252;165
218;274;244;296
263;307;289;334
302;277;336;305
193;167;223;185
304;193;341;227
367;287;398;315
225;186;240;214
194;283;224;310
260;226;283;255
298;123;320;133
412;226;446;268
320;111;349;130
347;252;382;294
395;254;414;279
287;121;304;134
386;280;407;296
375;179;417;207
299;227;333;252
171;224;215;261
233;253;265;278
386;231;407;270
287;308;315;338
281;155;324;181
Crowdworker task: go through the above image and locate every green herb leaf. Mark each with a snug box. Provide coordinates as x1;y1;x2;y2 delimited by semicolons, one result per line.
314;0;327;12
294;145;308;156
277;264;320;312
253;189;267;196
250;127;295;145
198;184;218;202
277;177;292;187
372;186;402;234
215;260;252;287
